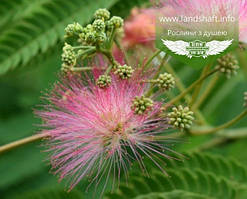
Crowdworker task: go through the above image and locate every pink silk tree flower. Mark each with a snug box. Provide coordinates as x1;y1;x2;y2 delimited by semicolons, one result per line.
36;68;176;193
240;0;247;43
123;8;156;47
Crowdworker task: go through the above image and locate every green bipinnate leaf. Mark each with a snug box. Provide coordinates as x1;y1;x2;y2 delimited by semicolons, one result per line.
0;0;150;76
0;0;117;75
104;152;247;199
135;190;214;199
13;188;83;199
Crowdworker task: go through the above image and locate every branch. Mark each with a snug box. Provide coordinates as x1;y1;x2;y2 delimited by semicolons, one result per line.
0;134;47;154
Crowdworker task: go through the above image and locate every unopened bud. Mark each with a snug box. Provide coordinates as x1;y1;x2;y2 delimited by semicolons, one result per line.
94;8;110;21
168;105;194;130
216;54;239;78
115;65;134;79
96;75;112;88
61;43;76;67
93;19;105;32
107;16;123;29
156;73;175;90
65;22;83;37
131;96;153;115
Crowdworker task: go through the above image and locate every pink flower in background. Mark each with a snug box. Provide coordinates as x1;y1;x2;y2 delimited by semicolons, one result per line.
123;8;156;47
240;0;247;43
37;68;172;191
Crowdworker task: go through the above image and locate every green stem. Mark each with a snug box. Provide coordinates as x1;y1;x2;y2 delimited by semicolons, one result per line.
77;47;96;58
145;84;155;98
198;137;226;151
191;109;247;135
198;128;247;151
144;54;169;97
72;46;95;49
238;48;247;77
105;65;113;75
190;64;211;106
217;127;247;139
162;58;207;125
114;38;130;65
143;49;162;71
71;67;93;72
107;28;116;49
153;54;169;79
166;68;219;106
0;134;46;154
163;60;191;102
142;133;183;141
192;74;219;109
101;49;118;66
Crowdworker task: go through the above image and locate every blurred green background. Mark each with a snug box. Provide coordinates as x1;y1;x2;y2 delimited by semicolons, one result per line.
0;0;246;199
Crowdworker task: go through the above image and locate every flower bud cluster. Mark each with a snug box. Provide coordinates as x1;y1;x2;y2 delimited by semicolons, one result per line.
62;9;124;74
106;16;124;30
114;65;134;79
61;43;76;69
65;22;83;37
65;8;124;46
96;75;112;88
168;105;194;130
131;96;153;115
94;8;110;21
155;73;175;90
216;54;239;78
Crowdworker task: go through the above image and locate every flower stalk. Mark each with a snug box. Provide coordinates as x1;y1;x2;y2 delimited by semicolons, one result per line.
192;74;219;109
166;68;219;106
114;38;130;65
191;109;247;135
143;49;162;71
0;134;46;154
198;127;247;151
190;64;211;106
161;58;207;125
144;55;169;97
71;67;93;72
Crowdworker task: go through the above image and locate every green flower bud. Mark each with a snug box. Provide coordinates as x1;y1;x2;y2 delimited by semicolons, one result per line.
93;19;105;32
156;73;175;90
94;8;110;21
65;22;83;37
107;16;123;29
131;96;153;115
167;105;194;130
96;32;106;43
115;65;134;79
96;75;111;88
216;54;239;78
85;31;96;44
61;63;71;74
79;32;86;41
85;24;93;30
61;43;76;67
79;25;93;41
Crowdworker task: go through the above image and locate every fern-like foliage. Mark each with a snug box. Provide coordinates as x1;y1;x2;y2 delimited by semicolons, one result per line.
0;0;150;76
0;0;117;75
104;152;247;199
13;188;83;199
